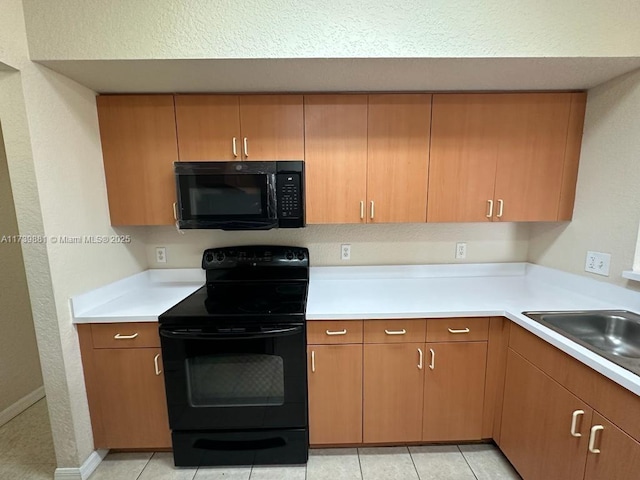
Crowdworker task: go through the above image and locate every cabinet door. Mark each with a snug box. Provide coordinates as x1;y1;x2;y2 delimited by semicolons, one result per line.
423;342;487;441
367;94;431;223
97;95;178;225
239;95;304;160
363;343;424;443
92;348;171;449
304;95;368;224
584;413;640;480
174;95;241;161
493;93;573;221
501;349;592;480
427;94;499;222
307;345;362;445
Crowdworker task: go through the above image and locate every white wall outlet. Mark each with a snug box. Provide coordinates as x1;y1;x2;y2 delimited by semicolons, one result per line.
455;242;467;260
341;244;351;261
585;251;611;276
156;247;167;263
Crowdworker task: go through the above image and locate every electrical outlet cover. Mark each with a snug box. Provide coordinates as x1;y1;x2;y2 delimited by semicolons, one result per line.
585;251;611;276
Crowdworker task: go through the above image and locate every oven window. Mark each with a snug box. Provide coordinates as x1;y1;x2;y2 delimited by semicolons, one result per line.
186;354;285;407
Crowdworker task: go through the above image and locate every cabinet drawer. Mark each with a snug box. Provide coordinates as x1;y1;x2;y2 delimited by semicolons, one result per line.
307;320;363;344
364;319;426;343
426;318;489;342
91;323;160;349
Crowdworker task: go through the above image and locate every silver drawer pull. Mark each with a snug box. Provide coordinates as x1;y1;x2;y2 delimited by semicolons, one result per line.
447;328;470;334
154;354;162;375
113;333;139;340
384;329;407;335
326;329;347;336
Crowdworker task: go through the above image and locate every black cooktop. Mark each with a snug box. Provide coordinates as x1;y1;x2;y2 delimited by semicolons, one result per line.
159;245;309;325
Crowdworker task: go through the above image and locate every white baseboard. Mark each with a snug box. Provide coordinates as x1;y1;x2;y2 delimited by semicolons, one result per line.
0;386;45;427
54;449;108;480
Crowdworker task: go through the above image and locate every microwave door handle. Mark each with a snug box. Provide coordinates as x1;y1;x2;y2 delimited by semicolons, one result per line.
159;326;303;341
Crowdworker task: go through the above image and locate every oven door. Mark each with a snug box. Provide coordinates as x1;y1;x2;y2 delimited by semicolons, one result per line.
160;323;307;431
175;161;278;230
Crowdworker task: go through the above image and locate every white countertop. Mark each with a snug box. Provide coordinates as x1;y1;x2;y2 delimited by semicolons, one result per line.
71;262;640;396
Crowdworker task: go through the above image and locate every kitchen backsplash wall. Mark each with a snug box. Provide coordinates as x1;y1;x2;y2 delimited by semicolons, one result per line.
144;223;530;269
529;68;640;287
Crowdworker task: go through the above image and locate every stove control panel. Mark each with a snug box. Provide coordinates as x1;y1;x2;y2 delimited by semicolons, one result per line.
202;245;309;270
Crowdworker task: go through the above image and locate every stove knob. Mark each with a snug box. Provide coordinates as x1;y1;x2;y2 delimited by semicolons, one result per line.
205;253;214;263
285;251;294;260
297;252;305;261
216;252;225;262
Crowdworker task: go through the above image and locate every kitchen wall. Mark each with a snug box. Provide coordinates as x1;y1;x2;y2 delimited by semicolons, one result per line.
0;123;43;422
22;0;640;60
0;0;149;470
146;223;530;268
529;68;640;288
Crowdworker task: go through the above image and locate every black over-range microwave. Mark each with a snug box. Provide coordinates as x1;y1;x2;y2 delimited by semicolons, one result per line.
174;161;304;230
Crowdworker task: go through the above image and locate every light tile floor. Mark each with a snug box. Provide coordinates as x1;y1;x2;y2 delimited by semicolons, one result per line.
0;401;522;479
0;398;56;480
90;444;522;480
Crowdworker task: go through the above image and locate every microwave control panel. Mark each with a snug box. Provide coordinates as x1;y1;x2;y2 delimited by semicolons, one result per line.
277;173;302;219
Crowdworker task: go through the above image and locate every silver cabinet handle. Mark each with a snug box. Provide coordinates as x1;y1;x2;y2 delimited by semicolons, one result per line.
418;348;423;370
370;201;375;219
232;137;238;157
326;329;347;336
113;333;139;340
486;199;494;218
172;202;178;221
154;354;162;375
360;201;365;220
429;348;435;370
311;350;316;373
497;199;504;218
447;328;470;334
588;425;604;453
243;137;248;157
570;410;585;437
384;329;406;335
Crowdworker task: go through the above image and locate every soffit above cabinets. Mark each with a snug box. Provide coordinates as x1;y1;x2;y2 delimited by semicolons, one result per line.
37;57;640;94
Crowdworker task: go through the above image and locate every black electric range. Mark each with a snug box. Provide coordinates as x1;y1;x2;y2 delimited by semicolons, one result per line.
159;245;309;467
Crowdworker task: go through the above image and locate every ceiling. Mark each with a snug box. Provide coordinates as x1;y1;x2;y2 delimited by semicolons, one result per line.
38;57;640;94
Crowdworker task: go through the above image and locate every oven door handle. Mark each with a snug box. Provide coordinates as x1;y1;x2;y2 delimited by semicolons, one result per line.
159;326;303;340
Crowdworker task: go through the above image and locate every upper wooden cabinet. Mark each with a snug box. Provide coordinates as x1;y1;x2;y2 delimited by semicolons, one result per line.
175;94;304;161
97;95;178;226
305;94;432;224
304;95;369;223
367;94;431;223
427;92;586;222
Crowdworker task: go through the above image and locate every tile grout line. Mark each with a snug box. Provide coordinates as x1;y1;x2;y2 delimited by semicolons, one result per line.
407;446;423;480
457;445;479;480
134;452;155;480
356;447;365;480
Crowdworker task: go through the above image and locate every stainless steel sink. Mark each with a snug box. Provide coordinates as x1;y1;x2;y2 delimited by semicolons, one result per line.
522;310;640;375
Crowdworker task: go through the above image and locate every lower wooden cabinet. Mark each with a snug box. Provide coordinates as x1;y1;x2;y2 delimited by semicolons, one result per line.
423;342;487;441
501;349;592;480
501;327;640;480
363;343;425;443
78;323;172;449
584;413;640;480
307;344;362;445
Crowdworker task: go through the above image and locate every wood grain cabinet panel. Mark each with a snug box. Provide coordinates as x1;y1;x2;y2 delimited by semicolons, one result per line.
363;343;425;443
307;320;363;345
78;324;171;450
364;319;427;344
367;94;431;223
91;322;160;349
584;413;640;480
426;317;489;342
500;349;592;480
97;95;178;226
304;95;368;224
422;341;487;441
307;344;363;445
428;92;586;222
